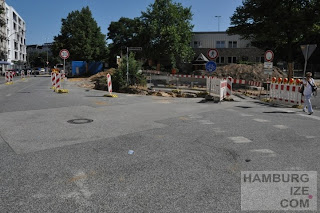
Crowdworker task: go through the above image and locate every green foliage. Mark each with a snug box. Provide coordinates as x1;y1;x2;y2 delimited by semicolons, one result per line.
51;6;108;62
107;0;194;70
227;0;319;77
141;0;194;68
112;53;146;91
27;52;60;68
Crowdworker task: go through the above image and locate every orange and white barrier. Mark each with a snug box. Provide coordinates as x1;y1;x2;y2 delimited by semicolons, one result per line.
270;78;303;105
107;73;112;94
55;73;61;89
206;77;227;101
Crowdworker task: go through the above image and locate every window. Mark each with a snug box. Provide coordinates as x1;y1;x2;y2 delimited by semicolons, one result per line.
228;57;237;63
228;41;237;48
13;12;17;21
216;57;225;64
193;41;201;48
13;22;16;30
15;52;18;59
216;41;225;48
241;56;248;61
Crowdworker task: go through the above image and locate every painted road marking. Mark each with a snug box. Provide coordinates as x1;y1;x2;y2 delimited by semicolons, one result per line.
6;94;11;97
198;120;214;125
240;113;254;117
250;149;277;157
273;125;288;130
250;149;275;154
228;136;252;143
212;128;225;133
305;136;316;139
188;114;203;119
299;113;320;121
253;118;270;123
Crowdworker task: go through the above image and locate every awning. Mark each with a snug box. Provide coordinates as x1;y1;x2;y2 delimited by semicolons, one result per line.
0;61;11;65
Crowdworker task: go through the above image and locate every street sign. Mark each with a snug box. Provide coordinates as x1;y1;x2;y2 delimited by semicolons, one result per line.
207;48;219;60
264;62;273;69
205;61;217;72
264;50;274;62
46;61;49;65
301;44;317;60
59;49;70;59
128;47;142;51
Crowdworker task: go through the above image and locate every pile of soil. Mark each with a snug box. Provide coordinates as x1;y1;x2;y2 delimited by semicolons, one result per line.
198;64;287;82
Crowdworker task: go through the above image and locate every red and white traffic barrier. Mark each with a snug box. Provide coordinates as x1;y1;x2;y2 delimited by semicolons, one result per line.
61;70;65;79
227;77;232;96
206;77;227;101
27;70;31;77
21;71;25;78
10;71;14;81
51;72;56;88
5;71;11;83
55;73;61;89
270;83;303;105
107;73;112;94
169;74;207;79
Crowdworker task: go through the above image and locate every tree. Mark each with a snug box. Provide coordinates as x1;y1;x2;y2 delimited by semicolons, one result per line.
141;0;194;70
227;0;319;78
51;6;107;62
107;0;194;71
112;53;145;90
107;17;142;67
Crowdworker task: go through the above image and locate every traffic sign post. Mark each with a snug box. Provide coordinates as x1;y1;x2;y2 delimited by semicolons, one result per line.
301;44;317;78
206;61;217;72
207;48;219;60
264;50;274;62
59;49;70;81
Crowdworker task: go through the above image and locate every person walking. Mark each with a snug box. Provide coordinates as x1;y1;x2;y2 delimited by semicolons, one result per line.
302;72;316;115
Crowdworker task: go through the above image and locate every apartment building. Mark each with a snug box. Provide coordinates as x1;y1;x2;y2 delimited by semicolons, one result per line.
5;2;26;67
190;31;264;71
0;0;6;61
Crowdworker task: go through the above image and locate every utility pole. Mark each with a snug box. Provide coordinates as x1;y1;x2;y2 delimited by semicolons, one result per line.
215;16;221;32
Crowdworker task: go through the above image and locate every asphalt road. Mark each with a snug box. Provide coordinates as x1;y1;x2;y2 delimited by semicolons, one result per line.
0;76;320;212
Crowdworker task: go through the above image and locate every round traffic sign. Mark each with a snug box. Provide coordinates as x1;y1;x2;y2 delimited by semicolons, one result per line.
59;49;70;59
264;50;274;62
205;61;217;72
207;48;219;60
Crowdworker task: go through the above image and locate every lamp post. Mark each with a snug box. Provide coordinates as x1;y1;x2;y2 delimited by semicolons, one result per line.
215;16;221;32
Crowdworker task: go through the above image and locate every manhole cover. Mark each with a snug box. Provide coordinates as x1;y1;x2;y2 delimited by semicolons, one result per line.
67;119;93;124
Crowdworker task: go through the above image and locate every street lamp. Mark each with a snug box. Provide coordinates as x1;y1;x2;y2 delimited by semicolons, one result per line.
215;16;221;32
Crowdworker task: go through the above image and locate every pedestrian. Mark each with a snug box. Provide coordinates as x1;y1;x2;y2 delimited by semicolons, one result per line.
302;72;316;115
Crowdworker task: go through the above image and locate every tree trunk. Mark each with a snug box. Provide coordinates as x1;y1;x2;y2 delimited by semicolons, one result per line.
156;63;161;71
287;40;294;79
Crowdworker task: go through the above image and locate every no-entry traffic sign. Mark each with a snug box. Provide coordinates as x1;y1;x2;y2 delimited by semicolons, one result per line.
208;48;219;60
59;49;70;59
264;50;274;62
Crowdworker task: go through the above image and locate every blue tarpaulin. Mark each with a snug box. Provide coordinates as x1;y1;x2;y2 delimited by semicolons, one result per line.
72;61;103;76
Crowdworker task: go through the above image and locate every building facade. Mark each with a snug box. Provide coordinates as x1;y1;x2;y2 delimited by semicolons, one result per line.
0;0;7;61
190;32;265;71
5;2;26;67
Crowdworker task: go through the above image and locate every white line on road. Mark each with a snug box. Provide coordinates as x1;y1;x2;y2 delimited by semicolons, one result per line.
273;125;288;130
198;120;214;125
299;113;320;121
250;149;275;154
240;113;254;117
253;118;270;123
228;136;252;143
6;94;11;97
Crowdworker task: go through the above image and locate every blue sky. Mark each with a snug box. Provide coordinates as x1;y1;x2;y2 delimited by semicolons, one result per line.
6;0;243;45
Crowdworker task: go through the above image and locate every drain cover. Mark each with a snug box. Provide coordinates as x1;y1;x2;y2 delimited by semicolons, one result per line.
67;119;93;124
